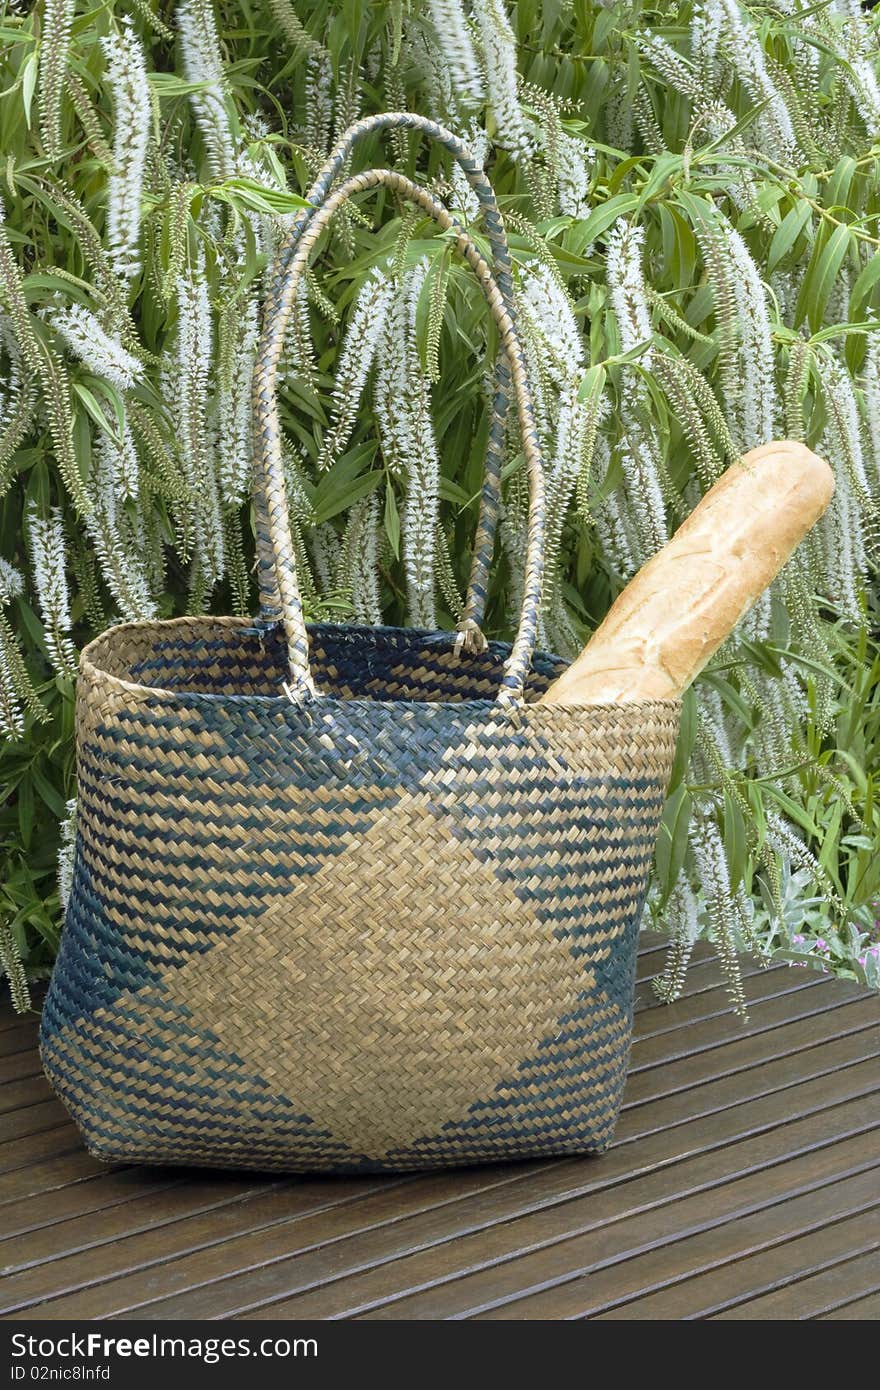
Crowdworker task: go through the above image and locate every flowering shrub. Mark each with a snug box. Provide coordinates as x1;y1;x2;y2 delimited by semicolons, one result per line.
1;0;879;1012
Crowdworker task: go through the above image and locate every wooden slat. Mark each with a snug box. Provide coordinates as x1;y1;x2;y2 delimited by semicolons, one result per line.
0;1022;39;1058
0;1126;89;1178
0;1000;34;1034
0;1097;71;1144
711;1245;880;1319
616;1028;880;1141
4;1046;875;1313
633;967;824;1040
5;984;873;1317
623;995;877;1105
0;1073;54;1115
629;981;867;1077
1;1171;189;1242
8;1001;880;1318
634;939;742;990
819;1290;880;1319
0;1166;531;1319
240;1108;880;1321
0;1049;43;1086
592;1208;880;1319
0;1178;288;1275
467;1167;880;1320
634;940;672;973
0;939;876;1322
634;949;757;1003
100;1076;880;1320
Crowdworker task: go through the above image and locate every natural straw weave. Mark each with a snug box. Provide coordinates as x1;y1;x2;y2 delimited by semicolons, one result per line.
41;119;680;1174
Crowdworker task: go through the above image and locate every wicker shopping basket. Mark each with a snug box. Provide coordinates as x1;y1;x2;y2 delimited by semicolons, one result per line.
40;115;680;1173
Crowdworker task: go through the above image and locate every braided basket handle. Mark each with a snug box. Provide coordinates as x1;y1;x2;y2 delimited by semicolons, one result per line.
255;113;517;650
253;167;546;707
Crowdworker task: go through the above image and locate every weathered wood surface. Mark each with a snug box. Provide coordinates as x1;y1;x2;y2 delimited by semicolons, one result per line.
1;936;878;1321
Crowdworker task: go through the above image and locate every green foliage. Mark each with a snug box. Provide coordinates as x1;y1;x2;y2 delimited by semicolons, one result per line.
1;0;879;1010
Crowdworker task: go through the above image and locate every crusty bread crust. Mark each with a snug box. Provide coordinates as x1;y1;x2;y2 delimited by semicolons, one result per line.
539;441;835;706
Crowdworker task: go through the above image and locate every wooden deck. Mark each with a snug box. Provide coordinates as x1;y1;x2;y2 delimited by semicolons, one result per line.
2;935;879;1321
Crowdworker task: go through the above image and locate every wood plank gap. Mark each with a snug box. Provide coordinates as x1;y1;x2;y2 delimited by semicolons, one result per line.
3;1161;566;1315
452;1158;880;1321
0;1131;87;1180
1;1175;192;1241
685;1230;880;1320
223;1121;880;1321
616;1042;880;1144
196;1102;880;1321
50;1047;880;1320
633;972;826;1040
584;1203;880;1319
622;1014;880;1113
628;988;870;1077
709;1244;880;1320
0;1180;298;1275
816;1289;880;1319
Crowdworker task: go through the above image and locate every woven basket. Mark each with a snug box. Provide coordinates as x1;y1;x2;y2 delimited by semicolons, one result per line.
41;115;680;1174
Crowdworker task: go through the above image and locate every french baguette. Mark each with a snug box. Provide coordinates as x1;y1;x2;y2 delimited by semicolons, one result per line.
539;440;834;706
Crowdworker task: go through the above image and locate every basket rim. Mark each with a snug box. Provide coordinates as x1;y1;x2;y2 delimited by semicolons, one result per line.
78;614;682;718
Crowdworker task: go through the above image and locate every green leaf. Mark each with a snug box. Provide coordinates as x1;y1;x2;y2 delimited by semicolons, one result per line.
30;764;65;819
606;338;653;368
723;788;748;892
746;781;767;856
20;51;37;128
146;73;219;97
763;644;853;694
566;193;639;255
22;271;96;303
767;201;812;274
312;470;382;525
635;152;682;214
657;203;696;288
740;638;783;679
71;382;123;446
810;319;880;345
14;597;46;648
83;376;127;442
697;96;771;153
669;686;698;791
383;482;400;558
700;671;754;728
211;177;310;217
795;223;852;332
438;477;472;507
17;775;34;851
576;363;606;403
849;252;880;319
655;783;693;908
607;155;646;196
762;783;821;839
818;798;845;879
826;156;857;216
